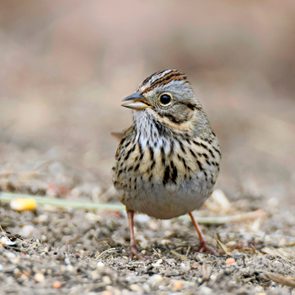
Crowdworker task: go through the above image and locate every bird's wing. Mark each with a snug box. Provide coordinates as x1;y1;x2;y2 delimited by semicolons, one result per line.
111;126;133;141
111;131;124;141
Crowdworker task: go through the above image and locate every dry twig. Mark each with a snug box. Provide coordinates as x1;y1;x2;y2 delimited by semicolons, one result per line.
262;272;295;288
0;192;267;225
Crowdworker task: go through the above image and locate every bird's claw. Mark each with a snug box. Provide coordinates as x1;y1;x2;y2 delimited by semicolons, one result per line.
197;242;218;255
130;245;143;259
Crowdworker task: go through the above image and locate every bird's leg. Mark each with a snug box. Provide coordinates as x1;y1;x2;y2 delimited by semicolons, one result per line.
127;209;140;258
188;212;216;254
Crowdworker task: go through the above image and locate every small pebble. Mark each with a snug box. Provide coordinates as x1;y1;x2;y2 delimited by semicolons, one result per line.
191;261;200;269
171;280;184;291
91;270;100;280
254;285;266;294
129;284;143;292
20;273;29;281
102;276;111;285
65;265;74;272
52;281;62;289
36;214;48;223
148;220;160;231
97;261;105;270
160;239;171;245
5;251;16;260
152;259;163;268
34;273;45;283
225;257;236;266
180;261;191;272
85;212;99;222
135;214;150;223
199;286;213;295
103;287;121;295
148;274;164;287
20;225;35;237
40;235;47;242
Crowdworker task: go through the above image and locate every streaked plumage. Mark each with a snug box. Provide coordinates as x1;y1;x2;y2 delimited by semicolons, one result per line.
113;69;221;256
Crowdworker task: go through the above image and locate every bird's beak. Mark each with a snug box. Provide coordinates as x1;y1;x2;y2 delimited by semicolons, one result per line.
121;92;150;110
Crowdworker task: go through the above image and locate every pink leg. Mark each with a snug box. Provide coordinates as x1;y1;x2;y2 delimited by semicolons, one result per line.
127;209;140;258
188;212;216;254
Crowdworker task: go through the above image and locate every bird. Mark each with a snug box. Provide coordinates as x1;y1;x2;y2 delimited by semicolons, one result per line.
113;69;221;257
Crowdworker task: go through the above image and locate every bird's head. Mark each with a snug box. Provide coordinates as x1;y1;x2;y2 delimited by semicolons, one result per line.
122;69;207;133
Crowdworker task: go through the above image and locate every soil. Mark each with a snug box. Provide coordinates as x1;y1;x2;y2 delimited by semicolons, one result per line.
1;194;295;295
1;82;295;294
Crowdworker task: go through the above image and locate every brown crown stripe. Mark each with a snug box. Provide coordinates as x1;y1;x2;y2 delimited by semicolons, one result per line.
141;71;187;94
142;74;187;94
140;70;175;90
140;69;170;86
143;70;183;88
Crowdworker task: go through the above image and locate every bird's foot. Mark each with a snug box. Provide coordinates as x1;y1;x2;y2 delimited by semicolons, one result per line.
130;244;143;259
197;241;218;255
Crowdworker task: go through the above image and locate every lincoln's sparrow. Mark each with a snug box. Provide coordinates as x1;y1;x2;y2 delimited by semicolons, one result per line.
113;69;221;257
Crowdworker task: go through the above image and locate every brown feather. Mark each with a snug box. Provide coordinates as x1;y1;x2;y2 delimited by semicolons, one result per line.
111;131;124;141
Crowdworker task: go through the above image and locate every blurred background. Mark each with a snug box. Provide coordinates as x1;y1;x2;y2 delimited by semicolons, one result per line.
0;0;294;206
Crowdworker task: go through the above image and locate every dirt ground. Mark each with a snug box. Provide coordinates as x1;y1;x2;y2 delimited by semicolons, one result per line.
1;1;295;294
0;197;295;295
1;79;295;294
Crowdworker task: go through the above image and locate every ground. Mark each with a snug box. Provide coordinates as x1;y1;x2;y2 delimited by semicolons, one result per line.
1;191;295;294
0;81;295;294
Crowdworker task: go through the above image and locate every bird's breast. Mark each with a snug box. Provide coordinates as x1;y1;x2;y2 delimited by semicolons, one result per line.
113;110;221;218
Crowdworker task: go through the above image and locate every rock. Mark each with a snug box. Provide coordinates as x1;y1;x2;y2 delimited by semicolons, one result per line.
20;225;35;237
96;261;105;271
34;273;45;283
171;280;185;291
129;284;143;293
148;274;164;287
152;259;163;268
199;286;213;295
52;281;62;289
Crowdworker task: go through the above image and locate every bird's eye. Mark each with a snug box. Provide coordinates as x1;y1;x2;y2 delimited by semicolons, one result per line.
159;93;172;105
